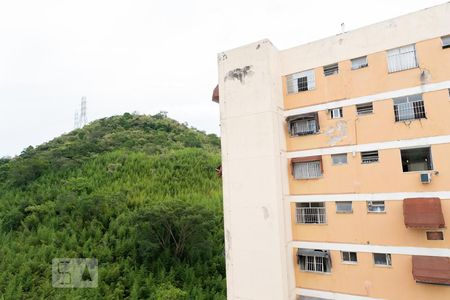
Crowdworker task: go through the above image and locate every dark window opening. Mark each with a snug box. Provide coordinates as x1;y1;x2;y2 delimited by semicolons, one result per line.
401;147;433;172
427;231;444;240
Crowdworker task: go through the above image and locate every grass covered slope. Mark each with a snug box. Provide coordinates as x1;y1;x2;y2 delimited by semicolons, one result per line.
0;113;225;299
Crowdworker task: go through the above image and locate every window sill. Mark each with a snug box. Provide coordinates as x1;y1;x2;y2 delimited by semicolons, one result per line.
388;66;419;74
300;270;332;275
341;261;358;265
296;223;328;226
336;211;353;214
367;211;386;214
373;264;392;268
402;169;434;174
395;117;427;123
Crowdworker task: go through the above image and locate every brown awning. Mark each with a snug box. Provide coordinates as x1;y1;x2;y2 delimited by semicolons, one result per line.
212;85;219;103
403;198;445;229
412;256;450;285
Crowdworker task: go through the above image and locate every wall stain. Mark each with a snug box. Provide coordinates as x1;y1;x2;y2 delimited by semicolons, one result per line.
225;66;253;84
324;120;348;146
262;206;269;220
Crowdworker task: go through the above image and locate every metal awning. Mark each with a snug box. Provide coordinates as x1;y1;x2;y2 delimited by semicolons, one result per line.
412;255;450;285
403;198;445;229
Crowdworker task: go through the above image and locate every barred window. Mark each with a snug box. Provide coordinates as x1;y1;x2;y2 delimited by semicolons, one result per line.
296;202;326;224
351;56;368;70
361;150;379;164
286;70;315;94
393;94;426;122
323;63;339;76
288;113;320;136
297;249;331;273
387;44;418;73
356;102;373;115
293;161;322;179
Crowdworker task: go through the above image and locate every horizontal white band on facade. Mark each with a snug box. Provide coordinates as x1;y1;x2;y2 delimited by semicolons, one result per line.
286;134;450;158
286;191;450;203
292;241;450;257
284;80;450;117
297;288;383;300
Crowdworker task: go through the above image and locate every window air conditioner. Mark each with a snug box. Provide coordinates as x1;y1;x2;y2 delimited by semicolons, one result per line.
420;172;431;184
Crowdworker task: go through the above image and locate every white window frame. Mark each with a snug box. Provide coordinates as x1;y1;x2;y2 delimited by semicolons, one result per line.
341;251;358;264
393;94;425;122
331;153;347;165
286;69;316;94
296;203;326;224
387;44;418;73
373;253;392;266
351;56;368;70
293;161;322;179
336;201;352;213
367;201;385;213
329;108;343;119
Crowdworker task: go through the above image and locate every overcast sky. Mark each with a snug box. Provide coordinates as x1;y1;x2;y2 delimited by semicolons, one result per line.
0;0;445;157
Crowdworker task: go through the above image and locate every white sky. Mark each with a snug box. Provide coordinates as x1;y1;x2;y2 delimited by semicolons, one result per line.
0;0;445;157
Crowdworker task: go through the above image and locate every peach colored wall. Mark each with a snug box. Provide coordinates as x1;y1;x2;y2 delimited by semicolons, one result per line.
283;38;450;111
291;201;449;247
292;250;450;300
286;89;450;151
288;143;450;195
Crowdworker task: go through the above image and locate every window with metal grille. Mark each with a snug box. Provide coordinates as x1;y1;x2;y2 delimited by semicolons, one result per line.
323;63;339;76
331;153;347;165
356;102;373;115
393;94;426;121
351;56;368;70
401;147;433;172
288;113;319;136
367;201;385;213
329;107;343;119
341;251;358;263
286;70;316;94
373;253;391;266
442;35;450;49
293;161;322;179
297;249;331;273
361;150;379;164
296;202;326;224
336;201;352;213
387;44;418;73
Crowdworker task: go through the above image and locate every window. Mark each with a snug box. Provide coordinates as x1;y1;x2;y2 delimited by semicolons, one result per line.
351;56;368;70
387;44;418;73
329;107;343;119
373;253;392;266
288;113;319;136
323;63;339;76
361;151;379;164
297;249;331;273
356;102;373;115
293;161;322;179
367;201;385;213
393;94;426;122
442;35;450;49
296;203;326;224
426;231;444;240
341;251;358;263
336;201;352;213
331;153;347;165
287;70;316;94
400;147;432;172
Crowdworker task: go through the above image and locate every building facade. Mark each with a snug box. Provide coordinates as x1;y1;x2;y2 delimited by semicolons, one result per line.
215;3;450;300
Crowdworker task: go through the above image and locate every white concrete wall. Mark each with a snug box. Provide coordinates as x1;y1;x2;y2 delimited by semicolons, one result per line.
218;39;295;300
281;2;450;75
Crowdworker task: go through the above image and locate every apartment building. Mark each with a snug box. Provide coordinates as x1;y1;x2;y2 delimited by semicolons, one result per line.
214;3;450;300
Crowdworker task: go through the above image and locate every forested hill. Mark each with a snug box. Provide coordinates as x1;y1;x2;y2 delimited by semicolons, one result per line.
0;113;225;299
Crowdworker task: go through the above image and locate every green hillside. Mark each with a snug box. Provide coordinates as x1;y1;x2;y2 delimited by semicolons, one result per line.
0;113;225;299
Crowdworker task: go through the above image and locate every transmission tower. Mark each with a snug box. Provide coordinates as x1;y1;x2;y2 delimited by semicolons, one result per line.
80;97;87;127
74;97;88;129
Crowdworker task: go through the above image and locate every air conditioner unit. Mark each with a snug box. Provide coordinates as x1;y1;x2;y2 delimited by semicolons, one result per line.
420;172;431;184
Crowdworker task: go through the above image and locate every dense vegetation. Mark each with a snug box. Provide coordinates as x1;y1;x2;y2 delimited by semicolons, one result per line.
0;113;225;299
